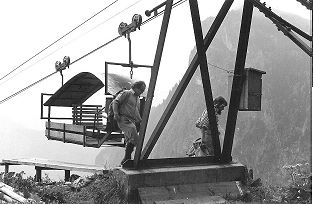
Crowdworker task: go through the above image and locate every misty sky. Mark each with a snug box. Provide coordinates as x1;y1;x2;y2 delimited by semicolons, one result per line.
0;0;310;179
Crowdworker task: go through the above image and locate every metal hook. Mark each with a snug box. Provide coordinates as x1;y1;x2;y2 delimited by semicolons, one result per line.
130;67;134;79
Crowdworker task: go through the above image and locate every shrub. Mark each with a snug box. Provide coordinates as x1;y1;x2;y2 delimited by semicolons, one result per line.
0;171;36;199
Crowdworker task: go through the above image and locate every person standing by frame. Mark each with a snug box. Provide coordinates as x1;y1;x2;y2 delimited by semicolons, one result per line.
193;96;228;156
112;81;146;165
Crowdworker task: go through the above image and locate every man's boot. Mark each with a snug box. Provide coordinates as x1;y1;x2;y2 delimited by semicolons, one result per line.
121;143;134;165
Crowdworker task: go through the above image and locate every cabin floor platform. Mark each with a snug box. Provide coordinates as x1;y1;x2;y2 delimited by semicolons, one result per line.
45;121;125;147
114;161;247;203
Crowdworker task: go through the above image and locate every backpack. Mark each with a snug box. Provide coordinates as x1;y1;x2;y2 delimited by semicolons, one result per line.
106;88;127;131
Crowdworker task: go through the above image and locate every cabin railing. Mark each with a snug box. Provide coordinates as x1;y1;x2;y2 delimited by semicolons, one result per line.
72;105;105;128
41;93;106;126
41;93;72;120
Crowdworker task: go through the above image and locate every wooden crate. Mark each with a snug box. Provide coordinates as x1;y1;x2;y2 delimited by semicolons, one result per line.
228;68;266;111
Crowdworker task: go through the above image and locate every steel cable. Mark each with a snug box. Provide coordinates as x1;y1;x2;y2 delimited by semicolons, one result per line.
0;0;119;82
0;0;145;88
0;0;231;105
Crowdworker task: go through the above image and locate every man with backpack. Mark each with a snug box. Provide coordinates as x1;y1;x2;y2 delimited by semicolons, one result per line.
187;96;228;157
111;81;146;165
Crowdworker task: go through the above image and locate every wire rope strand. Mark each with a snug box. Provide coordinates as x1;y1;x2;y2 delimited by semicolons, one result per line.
0;0;231;105
0;35;123;105
71;35;122;65
142;0;231;74
0;71;58;105
208;62;231;73
0;1;147;104
0;0;144;87
0;0;119;82
142;0;187;25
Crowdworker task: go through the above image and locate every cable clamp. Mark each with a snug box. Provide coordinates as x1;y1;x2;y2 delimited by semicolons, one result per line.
118;14;142;37
55;56;70;72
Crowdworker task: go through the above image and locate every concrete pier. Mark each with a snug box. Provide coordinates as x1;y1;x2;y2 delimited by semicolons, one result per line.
115;162;247;203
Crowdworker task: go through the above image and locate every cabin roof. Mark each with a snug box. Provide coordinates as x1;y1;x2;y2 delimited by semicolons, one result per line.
44;72;146;107
44;72;104;107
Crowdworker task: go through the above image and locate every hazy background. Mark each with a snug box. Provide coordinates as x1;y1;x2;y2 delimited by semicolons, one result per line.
0;0;311;181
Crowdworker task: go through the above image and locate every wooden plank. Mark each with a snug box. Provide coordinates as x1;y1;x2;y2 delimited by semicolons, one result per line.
85;125;106;131
1;158;105;173
73;118;103;121
72;111;104;114
75;104;102;107
47;122;104;134
74;123;104;126
73;111;102;114
85;137;99;143
46;129;99;147
101;142;125;147
72;117;103;120
46;129;84;144
73;106;102;109
75;122;104;126
106;133;124;139
47;122;84;133
45;129;116;147
72;115;102;119
72;120;103;124
65;124;89;133
52;137;97;147
103;138;123;143
73;109;102;112
0;182;27;203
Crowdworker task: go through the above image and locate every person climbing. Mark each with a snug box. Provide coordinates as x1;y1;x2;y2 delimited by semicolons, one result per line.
111;80;146;165
187;96;228;157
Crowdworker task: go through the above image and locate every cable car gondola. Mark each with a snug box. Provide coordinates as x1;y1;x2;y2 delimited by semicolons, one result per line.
41;72;146;148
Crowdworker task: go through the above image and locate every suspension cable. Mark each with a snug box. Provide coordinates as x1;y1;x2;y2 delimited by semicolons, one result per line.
208;62;231;73
0;35;121;105
142;0;187;25
0;0;119;82
141;0;232;74
71;36;122;65
0;0;145;88
0;0;231;105
0;71;58;105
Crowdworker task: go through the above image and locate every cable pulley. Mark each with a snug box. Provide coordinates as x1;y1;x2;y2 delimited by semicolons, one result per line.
132;14;142;27
118;14;142;37
117;14;142;79
55;56;70;71
55;56;70;85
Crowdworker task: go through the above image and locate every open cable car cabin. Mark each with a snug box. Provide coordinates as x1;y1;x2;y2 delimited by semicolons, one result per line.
41;72;146;148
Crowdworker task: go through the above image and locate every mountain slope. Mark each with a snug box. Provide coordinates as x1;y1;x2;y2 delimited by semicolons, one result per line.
96;10;311;185
147;10;311;185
